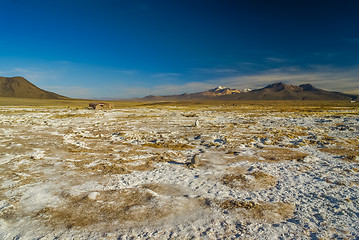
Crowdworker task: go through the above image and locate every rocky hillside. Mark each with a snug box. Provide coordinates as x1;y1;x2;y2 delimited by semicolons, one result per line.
143;82;358;101
142;86;249;101
230;82;358;101
0;76;67;99
202;86;242;96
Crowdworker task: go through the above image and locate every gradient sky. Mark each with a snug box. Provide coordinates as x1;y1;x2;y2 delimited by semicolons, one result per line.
1;0;359;98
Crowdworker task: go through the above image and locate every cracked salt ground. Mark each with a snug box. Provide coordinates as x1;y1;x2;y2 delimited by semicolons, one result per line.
0;105;358;239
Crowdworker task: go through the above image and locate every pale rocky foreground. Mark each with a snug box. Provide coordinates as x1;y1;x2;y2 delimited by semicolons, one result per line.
0;104;358;239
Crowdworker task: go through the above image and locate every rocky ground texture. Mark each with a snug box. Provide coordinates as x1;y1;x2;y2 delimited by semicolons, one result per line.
0;103;358;239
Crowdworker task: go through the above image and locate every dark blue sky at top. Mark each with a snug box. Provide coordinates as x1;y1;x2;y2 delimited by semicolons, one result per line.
0;0;358;98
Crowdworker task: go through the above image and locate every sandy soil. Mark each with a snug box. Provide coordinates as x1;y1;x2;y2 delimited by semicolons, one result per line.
0;105;358;239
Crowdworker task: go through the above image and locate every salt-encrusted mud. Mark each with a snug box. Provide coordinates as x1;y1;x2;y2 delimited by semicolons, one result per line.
0;105;358;239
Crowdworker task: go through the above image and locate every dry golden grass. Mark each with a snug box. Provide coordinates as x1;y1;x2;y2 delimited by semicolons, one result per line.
88;163;131;174
66;151;160;174
142;142;194;150
0;109;52;114
51;113;93;119
222;168;277;191
66;144;113;154
115;100;359;117
127;160;155;172
219;199;256;210
37;188;158;228
63;147;180;175
1;97;357;114
116;114;162;119
182;113;198;117
149;154;171;163
320;146;359;162
268;127;310;141
345;138;359;150
0;97;142;108
73;159;155;174
259;147;308;162
224;154;259;164
0;202;18;221
67;156;130;175
320;146;357;155
36;187;202;229
217;199;295;223
0;155;51;191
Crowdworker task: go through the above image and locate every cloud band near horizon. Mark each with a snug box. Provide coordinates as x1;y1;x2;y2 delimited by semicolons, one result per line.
2;64;359;99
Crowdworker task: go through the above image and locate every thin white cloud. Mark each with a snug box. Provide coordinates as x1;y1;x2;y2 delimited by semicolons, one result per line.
151;73;181;78
118;70;138;75
113;65;359;98
265;57;286;63
152;82;214;95
192;68;238;74
2;64;358;98
44;86;93;98
0;67;59;86
10;68;51;82
209;65;359;94
120;81;215;98
120;65;359;97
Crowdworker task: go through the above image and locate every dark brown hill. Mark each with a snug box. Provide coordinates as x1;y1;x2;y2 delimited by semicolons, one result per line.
230;82;357;101
0;76;68;99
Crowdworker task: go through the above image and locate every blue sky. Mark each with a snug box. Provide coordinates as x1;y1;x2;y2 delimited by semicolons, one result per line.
1;0;359;98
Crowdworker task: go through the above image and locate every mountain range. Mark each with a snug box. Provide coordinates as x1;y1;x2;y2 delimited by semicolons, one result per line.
0;76;357;101
143;82;358;101
0;76;67;99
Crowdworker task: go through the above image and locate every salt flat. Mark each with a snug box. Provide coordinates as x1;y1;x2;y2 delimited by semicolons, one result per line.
0;103;358;239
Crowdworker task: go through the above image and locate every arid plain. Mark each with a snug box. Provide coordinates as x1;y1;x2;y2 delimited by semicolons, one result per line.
0;99;358;239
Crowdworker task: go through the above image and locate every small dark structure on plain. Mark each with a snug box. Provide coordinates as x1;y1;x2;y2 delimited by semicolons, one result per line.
89;102;113;110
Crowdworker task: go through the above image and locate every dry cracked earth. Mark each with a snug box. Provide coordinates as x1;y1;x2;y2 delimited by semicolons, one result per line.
0;104;358;239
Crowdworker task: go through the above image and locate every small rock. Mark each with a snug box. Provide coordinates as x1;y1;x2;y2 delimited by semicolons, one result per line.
247;166;255;172
191;154;200;165
344;155;358;161
88;192;99;200
195;120;200;127
301;155;320;163
194;134;201;140
334;180;346;186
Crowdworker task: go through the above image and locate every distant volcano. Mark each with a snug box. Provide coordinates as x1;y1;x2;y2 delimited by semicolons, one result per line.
232;82;358;101
142;86;245;101
143;82;358;101
198;86;244;96
0;76;68;99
